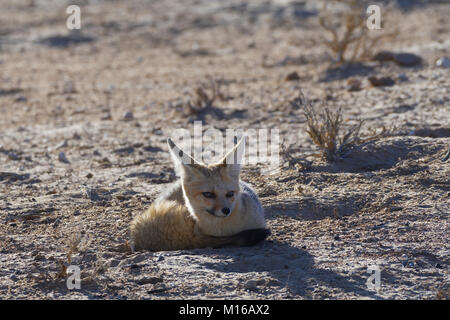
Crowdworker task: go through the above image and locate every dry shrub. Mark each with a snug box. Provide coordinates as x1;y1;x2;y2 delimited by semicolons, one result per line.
291;91;390;162
185;79;225;116
55;230;83;279
170;79;227;120
318;0;398;64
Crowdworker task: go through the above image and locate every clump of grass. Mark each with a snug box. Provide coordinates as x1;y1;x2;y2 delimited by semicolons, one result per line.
170;79;227;120
55;230;83;279
291;92;363;162
292;91;394;162
318;0;398;64
185;79;225;116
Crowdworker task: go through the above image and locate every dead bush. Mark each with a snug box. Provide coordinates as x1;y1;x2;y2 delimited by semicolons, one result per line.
318;0;398;64
185;78;225;116
292;91;390;162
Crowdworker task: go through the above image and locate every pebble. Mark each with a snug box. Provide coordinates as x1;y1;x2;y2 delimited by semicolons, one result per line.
393;53;422;67
397;74;409;82
285;71;300;81
345;78;362;92
372;51;422;67
156;254;164;262
101;112;112;120
243;280;258;291
436;57;450;68
123;111;134;121
135;276;164;285
368;76;395;87
8;153;21;161
372;50;395;62
58;152;70;164
15;96;27;103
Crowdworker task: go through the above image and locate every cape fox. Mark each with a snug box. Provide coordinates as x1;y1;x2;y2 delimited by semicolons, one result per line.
130;137;270;251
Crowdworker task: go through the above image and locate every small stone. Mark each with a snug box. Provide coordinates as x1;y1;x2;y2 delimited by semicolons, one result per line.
101;113;112;120
244;280;258;291
368;76;395;87
15;96;27;103
113;146;134;155
86;173;93;179
397;74;409;82
135;276;164;285
123;111;134;121
58;152;70;164
372;50;395;62
345;78;362;91
372;51;422;67
436;57;450;68
285;71;300;81
8;153;21;161
392;53;422;67
156;255;164;262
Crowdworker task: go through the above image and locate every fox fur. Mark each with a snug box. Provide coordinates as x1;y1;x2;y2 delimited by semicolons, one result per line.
130;137;270;251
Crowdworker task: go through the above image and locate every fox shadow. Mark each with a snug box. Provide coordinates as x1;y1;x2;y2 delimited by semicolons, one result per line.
194;240;381;299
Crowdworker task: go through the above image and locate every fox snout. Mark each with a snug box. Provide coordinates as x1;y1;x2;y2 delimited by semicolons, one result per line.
207;206;232;217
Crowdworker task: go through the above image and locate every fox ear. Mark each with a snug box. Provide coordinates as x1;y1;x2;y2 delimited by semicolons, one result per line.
167;138;205;180
221;136;245;178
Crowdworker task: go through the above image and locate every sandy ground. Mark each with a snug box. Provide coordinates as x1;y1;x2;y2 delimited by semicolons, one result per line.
0;0;449;299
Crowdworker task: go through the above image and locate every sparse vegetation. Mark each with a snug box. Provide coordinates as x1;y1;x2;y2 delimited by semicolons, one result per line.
291;92;363;161
292;91;396;162
318;0;398;64
185;79;225;116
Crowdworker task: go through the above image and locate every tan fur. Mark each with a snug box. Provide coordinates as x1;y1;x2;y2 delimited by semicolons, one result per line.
129;137;268;251
130;200;213;251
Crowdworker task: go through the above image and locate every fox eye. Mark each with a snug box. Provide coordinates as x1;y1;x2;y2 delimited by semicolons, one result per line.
202;192;215;198
226;191;234;198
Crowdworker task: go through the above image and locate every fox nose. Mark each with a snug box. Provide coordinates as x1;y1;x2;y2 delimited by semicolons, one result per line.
221;207;230;215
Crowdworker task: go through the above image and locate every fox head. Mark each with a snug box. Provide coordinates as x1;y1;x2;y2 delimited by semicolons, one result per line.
167;137;245;218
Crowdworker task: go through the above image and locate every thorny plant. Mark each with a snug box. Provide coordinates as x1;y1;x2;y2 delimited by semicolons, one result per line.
318;0;398;64
291;91;391;162
185;78;226;116
56;230;83;279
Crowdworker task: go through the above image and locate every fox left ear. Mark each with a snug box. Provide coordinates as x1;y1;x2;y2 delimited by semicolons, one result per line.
167;138;205;180
221;136;246;178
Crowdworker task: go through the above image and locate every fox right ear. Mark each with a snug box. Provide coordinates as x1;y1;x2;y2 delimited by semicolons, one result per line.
167;138;204;180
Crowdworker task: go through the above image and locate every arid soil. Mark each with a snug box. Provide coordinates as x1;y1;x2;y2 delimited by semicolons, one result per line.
0;0;449;300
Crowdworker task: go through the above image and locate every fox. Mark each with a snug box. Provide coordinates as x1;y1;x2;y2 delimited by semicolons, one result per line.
130;136;270;251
